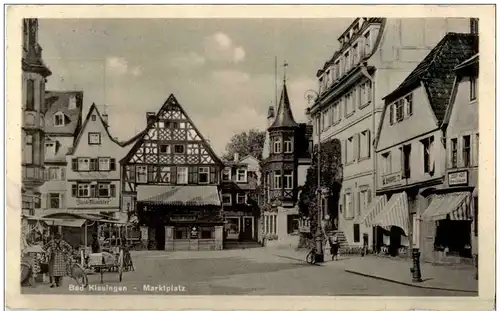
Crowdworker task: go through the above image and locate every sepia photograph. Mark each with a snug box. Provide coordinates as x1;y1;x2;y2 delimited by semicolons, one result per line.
7;4;495;311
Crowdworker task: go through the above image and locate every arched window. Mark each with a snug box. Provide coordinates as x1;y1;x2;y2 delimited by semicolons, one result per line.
273;136;282;154
54;112;65;126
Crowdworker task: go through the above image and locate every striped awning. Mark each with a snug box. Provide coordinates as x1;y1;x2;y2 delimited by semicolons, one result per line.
362;195;388;227
372;191;410;235
137;185;221;206
422;192;471;221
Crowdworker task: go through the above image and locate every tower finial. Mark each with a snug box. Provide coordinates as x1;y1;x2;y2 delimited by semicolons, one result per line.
283;61;288;83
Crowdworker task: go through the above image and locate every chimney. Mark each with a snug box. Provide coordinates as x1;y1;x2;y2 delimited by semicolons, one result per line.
146;112;156;124
68;95;77;110
267;106;275;128
234;152;240;162
102;113;109;127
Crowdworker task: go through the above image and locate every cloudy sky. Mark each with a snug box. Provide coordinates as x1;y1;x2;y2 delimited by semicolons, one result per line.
38;18;352;155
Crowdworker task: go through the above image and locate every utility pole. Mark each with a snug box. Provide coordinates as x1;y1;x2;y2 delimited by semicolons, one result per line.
315;112;324;263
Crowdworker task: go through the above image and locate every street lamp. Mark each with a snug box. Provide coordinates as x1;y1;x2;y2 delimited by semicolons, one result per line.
304;89;324;263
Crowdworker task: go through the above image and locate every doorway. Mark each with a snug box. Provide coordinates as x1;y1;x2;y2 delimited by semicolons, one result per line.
155;224;165;250
242;217;254;241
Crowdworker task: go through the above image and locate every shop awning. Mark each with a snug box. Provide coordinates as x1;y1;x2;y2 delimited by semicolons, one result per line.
137;185;221;206
44;218;87;228
422;192;471;221
362;195;388;227
371;192;410;235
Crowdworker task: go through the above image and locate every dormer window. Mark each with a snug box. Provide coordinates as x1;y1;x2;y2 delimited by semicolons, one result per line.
222;168;231;181
54;112;65;126
236;168;247;183
344;50;351;72
273;137;282;154
389;92;413;125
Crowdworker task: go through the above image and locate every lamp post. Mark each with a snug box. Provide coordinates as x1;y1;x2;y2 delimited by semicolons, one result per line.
410;214;423;282
305;89;324;263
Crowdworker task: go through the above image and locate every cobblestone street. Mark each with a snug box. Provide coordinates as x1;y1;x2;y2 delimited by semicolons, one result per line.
22;248;476;296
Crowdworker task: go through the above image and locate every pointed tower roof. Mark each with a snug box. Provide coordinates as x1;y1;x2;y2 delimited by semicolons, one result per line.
269;82;299;129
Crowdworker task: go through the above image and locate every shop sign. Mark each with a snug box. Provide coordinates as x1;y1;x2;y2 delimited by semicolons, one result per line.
382;172;402;187
448;170;468;186
170;216;197;222
77;198;112;205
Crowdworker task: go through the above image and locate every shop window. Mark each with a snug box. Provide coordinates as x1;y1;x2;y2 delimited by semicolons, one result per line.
353;224;360;243
201;228;214;239
175;227;188;239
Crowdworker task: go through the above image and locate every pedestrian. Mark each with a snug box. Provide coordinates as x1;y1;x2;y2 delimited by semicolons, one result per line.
44;232;72;287
329;233;339;261
91;234;101;253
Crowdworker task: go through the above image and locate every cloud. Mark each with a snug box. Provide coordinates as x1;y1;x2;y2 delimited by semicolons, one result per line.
204;32;246;63
168;52;206;69
106;56;142;77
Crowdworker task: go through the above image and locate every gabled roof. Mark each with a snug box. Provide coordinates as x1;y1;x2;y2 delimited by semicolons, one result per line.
383;33;478;124
44;91;83;135
269;82;299;129
120;94;223;166
67;103;142;155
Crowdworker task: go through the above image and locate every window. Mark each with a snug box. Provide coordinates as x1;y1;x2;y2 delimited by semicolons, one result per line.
421;136;434;173
174;145;185;154
199;167;209;184
359;130;371;159
201;227;214;239
91;115;96;121
344;51;350;72
98;184;110;197
402;144;411;178
396;99;404;122
475;133;480;164
78;184;90;197
99;158;110;171
48;167;59;180
325;70;331;87
177;167;188;184
88;133;101;145
49;193;60;209
353;224;360;243
54;112;64;126
26;79;35;110
222;194;232;205
236;168;247;182
364;31;371;55
284;138;293;153
237;193;247;204
166;121;179;129
334;60;340;79
345;91;355;116
463;135;471;167
222;168;231;181
470;77;477;101
333;101;341;123
175;227;189;240
136;165;147;183
78;158;90;171
473;197;478;237
287;215;299;234
344;192;353;218
159;144;170;154
405;93;413;116
24;134;33;164
451;138;458;168
159;166;171;183
358;190;369;215
382;152;391;175
273;137;282;154
284;170;293;189
352;43;359;64
346;136;354;163
89;158;98;171
274;170;282;189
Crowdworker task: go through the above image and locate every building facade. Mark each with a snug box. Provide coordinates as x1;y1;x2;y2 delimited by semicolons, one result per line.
308;17;472;248
38;91;83;216
221;154;260;242
22;18;52;216
372;33;478;260
62;103;136;222
261;81;313;246
121;95;224;251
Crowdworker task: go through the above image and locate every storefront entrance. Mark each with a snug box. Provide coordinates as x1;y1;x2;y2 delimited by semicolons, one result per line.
242;217;254;241
156;224;165;250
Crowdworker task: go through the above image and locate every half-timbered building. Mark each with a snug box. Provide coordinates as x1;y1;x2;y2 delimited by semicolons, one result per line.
120;94;224;251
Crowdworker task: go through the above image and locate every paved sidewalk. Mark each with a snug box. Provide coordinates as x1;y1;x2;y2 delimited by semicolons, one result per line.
341;256;478;293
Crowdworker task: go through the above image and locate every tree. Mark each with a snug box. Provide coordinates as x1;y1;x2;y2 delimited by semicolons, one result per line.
223;129;266;161
297;139;342;247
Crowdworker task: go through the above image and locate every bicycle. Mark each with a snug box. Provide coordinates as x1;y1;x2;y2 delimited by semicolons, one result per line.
67;255;88;288
306;247;317;264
